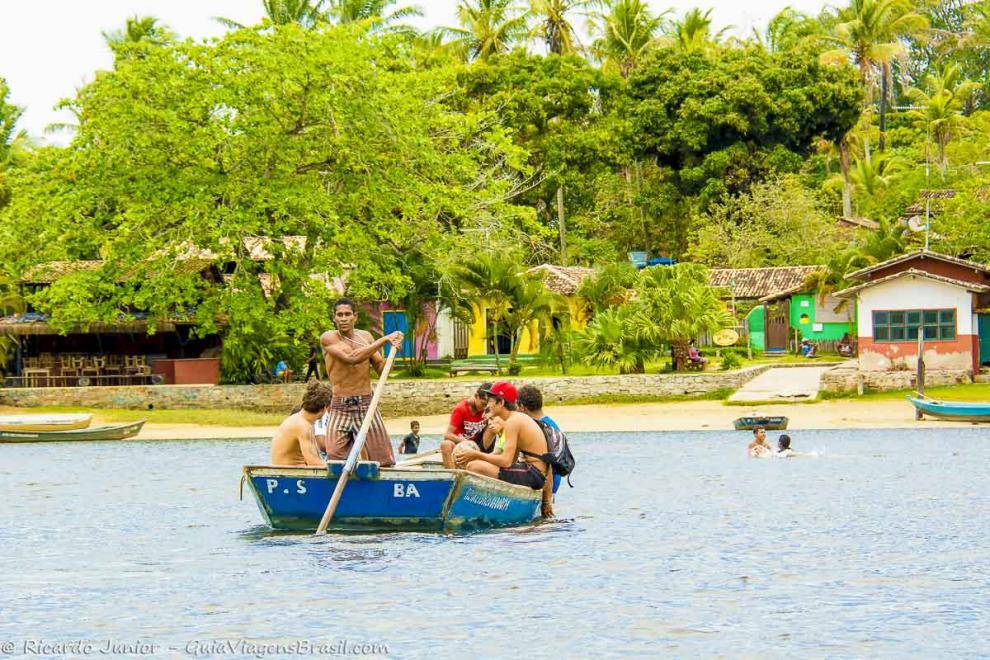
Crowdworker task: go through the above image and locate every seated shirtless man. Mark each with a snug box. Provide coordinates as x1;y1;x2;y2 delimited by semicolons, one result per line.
271;381;333;466
457;381;553;516
747;426;773;458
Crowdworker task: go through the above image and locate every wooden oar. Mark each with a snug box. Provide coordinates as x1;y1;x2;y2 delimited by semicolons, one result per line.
315;344;398;536
396;449;442;468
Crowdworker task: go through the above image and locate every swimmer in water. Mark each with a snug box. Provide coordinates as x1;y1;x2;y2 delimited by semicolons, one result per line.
775;434;796;458
748;427;773;458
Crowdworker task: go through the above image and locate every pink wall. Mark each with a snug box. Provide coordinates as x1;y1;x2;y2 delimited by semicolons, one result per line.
365;301;439;360
858;335;977;373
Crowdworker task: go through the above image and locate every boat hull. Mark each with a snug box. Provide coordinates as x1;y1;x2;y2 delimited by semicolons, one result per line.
907;397;990;423
0;420;146;443
734;416;789;431
243;462;542;532
0;413;93;432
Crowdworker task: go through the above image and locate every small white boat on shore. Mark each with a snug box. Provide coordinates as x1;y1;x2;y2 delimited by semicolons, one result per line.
0;413;93;432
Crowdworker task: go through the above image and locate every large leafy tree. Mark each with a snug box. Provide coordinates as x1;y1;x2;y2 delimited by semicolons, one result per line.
0;78;31;211
0;25;530;381
629;43;863;205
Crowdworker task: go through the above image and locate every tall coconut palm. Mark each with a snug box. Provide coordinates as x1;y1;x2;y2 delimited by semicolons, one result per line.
530;0;589;55
443;0;530;61
327;0;423;33
848;150;902;197
588;0;666;77
216;0;329;29
823;0;929;151
662;8;726;54
754;7;824;53
102;16;171;52
906;64;981;177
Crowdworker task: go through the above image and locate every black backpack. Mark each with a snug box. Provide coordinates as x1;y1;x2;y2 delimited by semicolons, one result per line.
525;418;575;486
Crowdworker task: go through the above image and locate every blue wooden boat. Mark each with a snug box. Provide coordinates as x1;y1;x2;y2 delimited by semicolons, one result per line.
242;461;543;532
907;396;990;423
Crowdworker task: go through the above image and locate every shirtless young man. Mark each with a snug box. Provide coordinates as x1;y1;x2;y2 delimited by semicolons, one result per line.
457;382;549;486
270;381;333;466
320;298;404;467
747;427;773;458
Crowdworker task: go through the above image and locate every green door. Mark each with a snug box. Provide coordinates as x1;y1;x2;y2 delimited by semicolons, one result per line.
979;314;990;368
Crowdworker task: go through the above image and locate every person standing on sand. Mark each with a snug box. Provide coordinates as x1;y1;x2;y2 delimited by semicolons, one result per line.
747;426;772;457
305;344;321;382
320;298;404;467
271;381;332;466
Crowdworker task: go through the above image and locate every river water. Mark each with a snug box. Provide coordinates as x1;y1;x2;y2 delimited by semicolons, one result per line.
1;428;988;658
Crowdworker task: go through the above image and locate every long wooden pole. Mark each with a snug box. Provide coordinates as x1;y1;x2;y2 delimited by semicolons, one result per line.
315;344;397;535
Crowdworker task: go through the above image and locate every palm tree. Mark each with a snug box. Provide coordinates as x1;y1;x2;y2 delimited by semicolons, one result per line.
628;263;733;372
588;0;666;77
327;0;423;34
823;0;928;151
503;275;556;371
575;262;635;317
906;64;981;177
662;8;725;54
848;150;902;197
443;0;529;61
576;307;655;374
754;7;824;53
530;0;589;55
449;252;523;371
102;15;170;48
216;0;329;29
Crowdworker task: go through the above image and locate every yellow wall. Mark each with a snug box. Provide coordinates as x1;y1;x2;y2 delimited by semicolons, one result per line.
466;297;587;357
466;300;540;357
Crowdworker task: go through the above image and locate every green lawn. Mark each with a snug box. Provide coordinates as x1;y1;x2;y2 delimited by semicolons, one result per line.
819;382;990;402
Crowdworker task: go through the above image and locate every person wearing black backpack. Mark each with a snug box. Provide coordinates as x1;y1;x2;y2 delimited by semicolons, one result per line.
457;381;554;518
518;385;563;494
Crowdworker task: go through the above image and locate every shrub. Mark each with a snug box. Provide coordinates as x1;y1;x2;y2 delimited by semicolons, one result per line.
719;350;742;371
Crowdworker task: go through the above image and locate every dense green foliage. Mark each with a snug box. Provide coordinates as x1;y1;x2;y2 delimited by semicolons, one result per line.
2;0;989;378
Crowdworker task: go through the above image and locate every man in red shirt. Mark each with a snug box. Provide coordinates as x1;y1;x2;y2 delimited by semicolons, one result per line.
440;382;491;468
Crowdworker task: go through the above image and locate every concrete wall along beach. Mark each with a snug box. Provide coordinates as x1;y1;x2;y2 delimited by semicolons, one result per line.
0;367;770;416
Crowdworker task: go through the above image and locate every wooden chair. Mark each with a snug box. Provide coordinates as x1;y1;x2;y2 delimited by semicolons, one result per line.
23;357;39;369
81;356;104;385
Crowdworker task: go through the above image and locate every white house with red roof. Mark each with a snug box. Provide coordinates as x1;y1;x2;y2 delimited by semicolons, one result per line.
836;250;990;373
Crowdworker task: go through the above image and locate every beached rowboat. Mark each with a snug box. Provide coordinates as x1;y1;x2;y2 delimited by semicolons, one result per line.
0;420;146;443
733;415;789;431
907;396;990;423
243;462;543;532
0;413;93;432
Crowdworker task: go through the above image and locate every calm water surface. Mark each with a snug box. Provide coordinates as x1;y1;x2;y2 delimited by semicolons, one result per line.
1;429;988;658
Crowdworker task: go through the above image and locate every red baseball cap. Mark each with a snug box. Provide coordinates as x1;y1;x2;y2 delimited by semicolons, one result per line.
481;381;517;404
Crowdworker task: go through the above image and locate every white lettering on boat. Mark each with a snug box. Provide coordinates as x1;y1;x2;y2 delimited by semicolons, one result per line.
462;492;511;511
393;483;421;498
296;480;307;495
266;478;278;494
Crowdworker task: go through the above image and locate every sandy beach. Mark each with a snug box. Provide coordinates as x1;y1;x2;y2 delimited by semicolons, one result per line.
127;397;967;440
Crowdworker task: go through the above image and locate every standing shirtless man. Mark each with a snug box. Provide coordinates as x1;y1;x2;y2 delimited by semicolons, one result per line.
320;298;403;467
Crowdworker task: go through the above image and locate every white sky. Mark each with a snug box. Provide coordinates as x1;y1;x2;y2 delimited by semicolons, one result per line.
1;1;832;143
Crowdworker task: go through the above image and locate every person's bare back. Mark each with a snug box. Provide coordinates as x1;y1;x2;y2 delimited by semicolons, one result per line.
271;412;324;466
270;381;333;466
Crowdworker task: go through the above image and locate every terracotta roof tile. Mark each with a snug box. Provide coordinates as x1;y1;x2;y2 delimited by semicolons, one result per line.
835;268;990;297
708;266;825;300
526;264;596;295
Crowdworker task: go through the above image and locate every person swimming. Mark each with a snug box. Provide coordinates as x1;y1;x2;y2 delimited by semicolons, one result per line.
775;434;796;458
748;427;773;458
